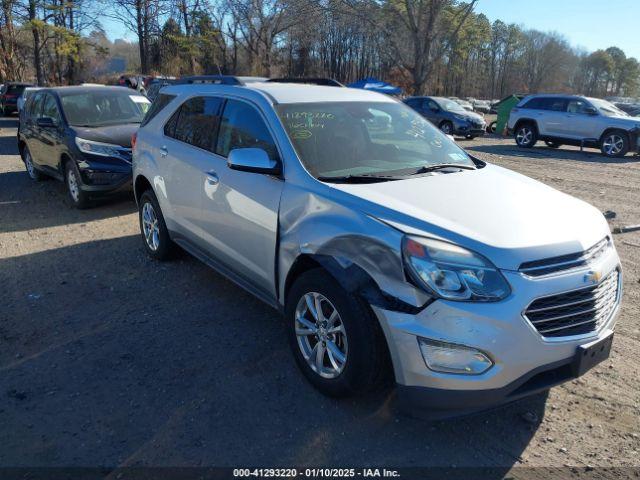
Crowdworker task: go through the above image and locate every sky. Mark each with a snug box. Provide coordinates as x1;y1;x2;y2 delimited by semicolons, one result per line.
101;0;640;59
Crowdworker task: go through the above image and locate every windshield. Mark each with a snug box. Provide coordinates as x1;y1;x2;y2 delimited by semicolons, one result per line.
60;90;150;127
590;98;628;117
440;99;467;113
277;101;475;179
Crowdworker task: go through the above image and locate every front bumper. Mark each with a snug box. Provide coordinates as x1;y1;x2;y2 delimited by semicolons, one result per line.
76;156;132;194
374;246;621;419
453;120;486;137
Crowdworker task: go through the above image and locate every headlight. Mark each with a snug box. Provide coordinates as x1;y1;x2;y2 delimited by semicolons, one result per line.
75;137;127;159
402;236;511;301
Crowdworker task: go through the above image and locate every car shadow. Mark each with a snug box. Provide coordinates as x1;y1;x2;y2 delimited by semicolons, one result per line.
0;169;136;234
0;131;19;155
0;235;546;470
466;143;640;164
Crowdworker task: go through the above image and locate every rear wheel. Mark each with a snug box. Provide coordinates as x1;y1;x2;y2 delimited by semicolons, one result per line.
138;189;174;260
286;269;388;397
600;131;629;158
487;121;497;134
515;123;537;148
23;147;44;181
65;161;90;209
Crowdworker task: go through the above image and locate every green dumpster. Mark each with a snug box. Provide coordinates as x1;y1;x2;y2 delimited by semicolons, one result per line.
494;94;525;136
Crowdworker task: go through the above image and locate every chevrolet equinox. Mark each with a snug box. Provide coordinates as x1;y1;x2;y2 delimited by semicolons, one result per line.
132;78;622;418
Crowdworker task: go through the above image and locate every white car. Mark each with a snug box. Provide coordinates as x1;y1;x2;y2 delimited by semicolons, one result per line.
132;77;621;418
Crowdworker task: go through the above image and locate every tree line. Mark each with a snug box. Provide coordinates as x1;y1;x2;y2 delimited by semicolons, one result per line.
1;0;638;99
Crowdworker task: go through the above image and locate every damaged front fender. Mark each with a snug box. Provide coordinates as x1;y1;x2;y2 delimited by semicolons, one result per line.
278;186;433;310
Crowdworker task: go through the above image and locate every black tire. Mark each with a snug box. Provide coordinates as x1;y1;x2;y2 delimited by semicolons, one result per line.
487;121;497;134
286;268;389;398
64;160;91;209
465;135;476;140
22;146;44;181
545;141;561;148
515;122;538;148
600;130;629;158
439;121;454;136
138;189;174;260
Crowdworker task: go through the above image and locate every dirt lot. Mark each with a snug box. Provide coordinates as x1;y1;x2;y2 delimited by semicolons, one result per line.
1;116;639;472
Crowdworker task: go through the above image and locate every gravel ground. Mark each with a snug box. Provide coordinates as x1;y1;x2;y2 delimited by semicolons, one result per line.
0;116;639;472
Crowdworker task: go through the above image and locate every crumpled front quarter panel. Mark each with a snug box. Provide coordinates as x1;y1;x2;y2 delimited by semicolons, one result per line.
278;184;432;308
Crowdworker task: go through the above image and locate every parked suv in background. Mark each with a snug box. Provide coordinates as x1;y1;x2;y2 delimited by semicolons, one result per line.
133;78;620;419
404;96;486;139
17;86;150;207
508;94;640;157
1;82;34;116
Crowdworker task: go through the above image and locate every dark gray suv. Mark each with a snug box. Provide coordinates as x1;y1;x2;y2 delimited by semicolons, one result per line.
404;96;486;139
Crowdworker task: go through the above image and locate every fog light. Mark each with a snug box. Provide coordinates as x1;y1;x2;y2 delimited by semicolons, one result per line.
418;337;493;375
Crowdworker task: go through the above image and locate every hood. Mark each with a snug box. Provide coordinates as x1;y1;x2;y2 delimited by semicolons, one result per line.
71;123;139;148
328;164;610;270
608;114;640;125
460;111;485;123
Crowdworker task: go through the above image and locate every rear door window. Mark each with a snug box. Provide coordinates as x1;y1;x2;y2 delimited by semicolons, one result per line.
405;98;421;109
542;98;568;112
522;97;546;110
7;85;27;96
215;99;279;161
165;96;224;152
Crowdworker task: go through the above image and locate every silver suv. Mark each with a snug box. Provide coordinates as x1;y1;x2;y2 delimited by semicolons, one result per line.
508;94;640;157
133;78;621;419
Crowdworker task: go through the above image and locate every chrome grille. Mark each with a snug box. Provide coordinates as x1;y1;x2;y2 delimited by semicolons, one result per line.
524;270;619;338
519;237;610;277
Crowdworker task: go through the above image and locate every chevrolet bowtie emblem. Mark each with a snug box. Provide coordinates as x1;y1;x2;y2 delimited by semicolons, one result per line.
585;270;602;283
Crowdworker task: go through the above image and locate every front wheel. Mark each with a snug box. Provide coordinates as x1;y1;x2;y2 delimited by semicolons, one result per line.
65;161;90;209
515;123;537;148
286;269;388;397
600;131;629;158
440;121;453;135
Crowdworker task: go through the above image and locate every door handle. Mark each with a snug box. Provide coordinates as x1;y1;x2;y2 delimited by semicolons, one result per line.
160;146;168;157
205;171;219;185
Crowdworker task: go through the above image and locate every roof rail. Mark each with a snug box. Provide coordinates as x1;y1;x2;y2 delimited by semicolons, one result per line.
177;75;245;86
267;77;345;87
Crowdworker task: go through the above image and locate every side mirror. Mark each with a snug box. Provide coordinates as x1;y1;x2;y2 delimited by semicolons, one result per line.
584;107;598;115
227;148;280;175
37;116;57;128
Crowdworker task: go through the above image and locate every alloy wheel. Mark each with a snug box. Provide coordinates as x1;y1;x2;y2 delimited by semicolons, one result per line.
67;168;80;202
295;292;348;379
603;134;624;156
516;127;533;146
440;123;452;135
25;151;37;179
142;201;161;251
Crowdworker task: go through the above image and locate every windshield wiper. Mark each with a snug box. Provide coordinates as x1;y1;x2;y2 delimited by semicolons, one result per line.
410;163;476;175
317;174;400;183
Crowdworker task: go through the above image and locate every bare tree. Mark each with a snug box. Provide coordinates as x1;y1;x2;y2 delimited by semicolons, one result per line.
100;0;166;73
